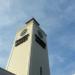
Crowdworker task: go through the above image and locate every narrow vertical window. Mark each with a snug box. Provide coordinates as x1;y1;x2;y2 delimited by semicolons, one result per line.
40;67;42;75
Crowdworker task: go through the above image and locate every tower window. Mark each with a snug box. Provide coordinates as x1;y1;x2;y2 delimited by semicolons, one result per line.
15;34;29;46
20;29;27;36
35;34;46;49
40;67;42;75
38;30;43;39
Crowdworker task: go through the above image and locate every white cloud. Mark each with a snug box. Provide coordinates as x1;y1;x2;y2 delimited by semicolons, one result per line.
57;34;75;50
0;0;30;29
49;54;65;68
0;0;10;12
0;37;8;67
0;0;11;28
0;37;10;52
0;57;7;68
0;37;11;68
0;38;4;51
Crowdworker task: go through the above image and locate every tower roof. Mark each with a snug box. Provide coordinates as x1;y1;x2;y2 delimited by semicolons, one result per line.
25;18;40;26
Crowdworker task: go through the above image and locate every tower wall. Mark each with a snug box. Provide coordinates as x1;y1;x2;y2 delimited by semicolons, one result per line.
6;21;34;75
29;24;50;75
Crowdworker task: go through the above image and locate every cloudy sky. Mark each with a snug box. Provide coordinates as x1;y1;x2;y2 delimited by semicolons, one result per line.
0;0;75;75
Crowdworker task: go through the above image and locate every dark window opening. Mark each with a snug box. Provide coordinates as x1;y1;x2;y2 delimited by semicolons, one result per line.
15;34;29;46
40;67;42;75
35;34;46;49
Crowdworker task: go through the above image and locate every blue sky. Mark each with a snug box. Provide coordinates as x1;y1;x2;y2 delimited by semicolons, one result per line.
0;0;75;75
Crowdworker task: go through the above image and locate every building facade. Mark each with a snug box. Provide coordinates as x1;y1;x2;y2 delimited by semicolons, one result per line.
0;68;14;75
6;18;50;75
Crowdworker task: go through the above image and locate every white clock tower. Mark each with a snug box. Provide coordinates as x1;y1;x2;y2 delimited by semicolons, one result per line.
6;18;50;75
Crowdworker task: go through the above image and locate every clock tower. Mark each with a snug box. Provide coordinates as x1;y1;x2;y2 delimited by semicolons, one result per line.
6;18;50;75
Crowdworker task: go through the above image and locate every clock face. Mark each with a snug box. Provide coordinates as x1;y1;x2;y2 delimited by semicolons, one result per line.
20;29;27;36
38;30;43;38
